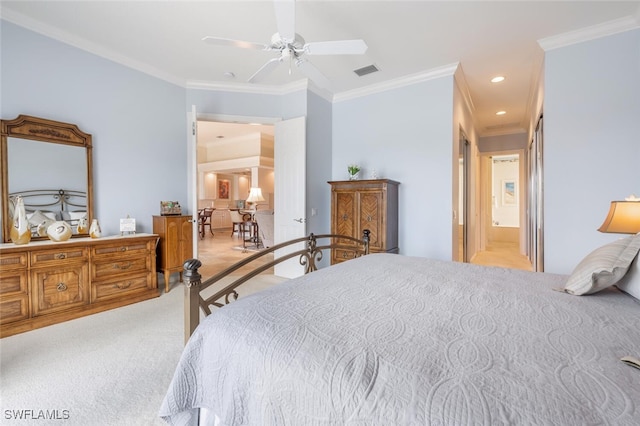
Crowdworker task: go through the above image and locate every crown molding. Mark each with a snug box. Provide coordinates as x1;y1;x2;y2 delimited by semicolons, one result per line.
1;9;186;87
538;15;640;51
333;63;459;103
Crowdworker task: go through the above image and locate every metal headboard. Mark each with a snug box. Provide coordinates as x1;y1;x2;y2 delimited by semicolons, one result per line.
9;189;87;214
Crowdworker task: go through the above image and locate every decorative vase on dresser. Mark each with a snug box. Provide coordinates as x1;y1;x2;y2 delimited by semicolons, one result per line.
328;179;400;264
153;215;193;293
9;196;31;245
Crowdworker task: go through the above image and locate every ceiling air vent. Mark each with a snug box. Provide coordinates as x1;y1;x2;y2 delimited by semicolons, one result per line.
354;64;379;77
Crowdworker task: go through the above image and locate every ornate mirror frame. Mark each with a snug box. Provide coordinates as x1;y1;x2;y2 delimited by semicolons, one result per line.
1;115;94;242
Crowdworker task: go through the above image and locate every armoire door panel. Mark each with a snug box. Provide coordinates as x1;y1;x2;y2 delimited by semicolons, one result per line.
359;191;382;249
335;192;356;243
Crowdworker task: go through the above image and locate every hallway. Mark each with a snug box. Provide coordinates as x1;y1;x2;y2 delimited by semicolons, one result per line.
470;241;533;271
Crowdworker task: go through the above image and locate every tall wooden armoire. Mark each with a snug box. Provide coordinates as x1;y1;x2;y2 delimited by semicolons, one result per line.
328;179;399;264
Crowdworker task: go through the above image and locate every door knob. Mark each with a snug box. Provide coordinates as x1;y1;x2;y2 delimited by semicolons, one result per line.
293;218;306;223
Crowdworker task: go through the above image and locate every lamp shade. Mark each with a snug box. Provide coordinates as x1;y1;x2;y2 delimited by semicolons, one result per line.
246;187;265;203
597;200;640;234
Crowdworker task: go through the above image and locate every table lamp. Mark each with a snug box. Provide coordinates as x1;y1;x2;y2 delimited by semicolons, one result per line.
598;195;640;234
246;187;265;210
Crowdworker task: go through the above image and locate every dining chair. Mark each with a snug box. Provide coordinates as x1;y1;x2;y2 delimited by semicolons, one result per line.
229;209;252;238
199;208;215;239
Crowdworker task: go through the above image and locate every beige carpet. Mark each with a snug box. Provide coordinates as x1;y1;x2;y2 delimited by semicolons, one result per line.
0;273;287;426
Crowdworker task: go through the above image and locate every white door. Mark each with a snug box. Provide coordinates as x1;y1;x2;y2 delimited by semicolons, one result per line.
274;116;306;278
187;105;199;259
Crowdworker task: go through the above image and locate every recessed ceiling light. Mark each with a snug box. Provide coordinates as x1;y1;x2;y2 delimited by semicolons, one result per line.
491;76;505;83
496;111;507;116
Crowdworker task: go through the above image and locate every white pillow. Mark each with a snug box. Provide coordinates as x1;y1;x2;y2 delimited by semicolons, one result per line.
27;210;56;226
616;252;640;300
69;211;87;220
562;234;640;295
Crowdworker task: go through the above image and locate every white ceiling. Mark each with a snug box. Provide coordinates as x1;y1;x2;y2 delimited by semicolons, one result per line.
2;1;639;138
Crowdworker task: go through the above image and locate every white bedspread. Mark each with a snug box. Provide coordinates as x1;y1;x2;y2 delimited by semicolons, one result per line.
160;254;640;425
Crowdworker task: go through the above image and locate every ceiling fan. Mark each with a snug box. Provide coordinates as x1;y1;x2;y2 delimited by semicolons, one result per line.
202;0;368;89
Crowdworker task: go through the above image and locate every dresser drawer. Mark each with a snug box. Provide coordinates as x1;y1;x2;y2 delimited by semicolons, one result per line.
31;265;89;316
92;241;150;259
31;247;88;268
0;252;28;270
0;269;28;295
333;248;358;263
0;294;29;324
91;256;150;281
91;274;152;303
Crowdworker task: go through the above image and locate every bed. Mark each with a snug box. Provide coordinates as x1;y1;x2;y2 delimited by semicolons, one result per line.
160;233;640;425
9;189;88;235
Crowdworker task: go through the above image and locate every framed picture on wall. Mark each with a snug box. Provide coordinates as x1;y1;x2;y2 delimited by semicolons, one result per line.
218;179;230;199
502;180;517;205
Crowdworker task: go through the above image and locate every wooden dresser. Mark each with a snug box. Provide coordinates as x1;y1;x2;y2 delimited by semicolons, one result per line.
153;215;193;292
0;234;158;338
329;179;400;264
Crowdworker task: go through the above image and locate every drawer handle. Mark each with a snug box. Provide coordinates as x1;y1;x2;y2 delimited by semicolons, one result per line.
342;252;349;258
113;262;132;270
56;253;67;260
57;282;67;292
120;247;127;252
367;215;372;222
114;282;132;290
342;214;348;221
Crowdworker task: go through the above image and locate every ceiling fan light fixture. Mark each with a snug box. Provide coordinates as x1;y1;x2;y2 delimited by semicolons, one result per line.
203;0;368;88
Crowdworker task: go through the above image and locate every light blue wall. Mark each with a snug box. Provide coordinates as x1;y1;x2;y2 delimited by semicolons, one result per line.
186;88;304;120
305;91;333;236
1;21;187;237
544;28;640;274
333;78;455;259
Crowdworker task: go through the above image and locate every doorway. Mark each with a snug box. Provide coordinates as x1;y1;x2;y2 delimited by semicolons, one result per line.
472;151;532;270
193;117;276;275
190;114;308;278
458;131;470;262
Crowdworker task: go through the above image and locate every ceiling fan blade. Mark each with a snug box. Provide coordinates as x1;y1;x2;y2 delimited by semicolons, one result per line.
248;57;283;83
295;58;332;90
274;0;295;42
202;36;268;51
304;39;368;55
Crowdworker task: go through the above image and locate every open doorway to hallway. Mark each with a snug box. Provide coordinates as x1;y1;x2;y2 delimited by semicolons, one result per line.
472;153;532;271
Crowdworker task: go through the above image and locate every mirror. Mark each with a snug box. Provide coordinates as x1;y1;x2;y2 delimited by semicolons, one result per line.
1;115;93;242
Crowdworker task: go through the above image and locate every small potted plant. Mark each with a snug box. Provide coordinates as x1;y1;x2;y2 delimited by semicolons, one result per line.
347;164;361;180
